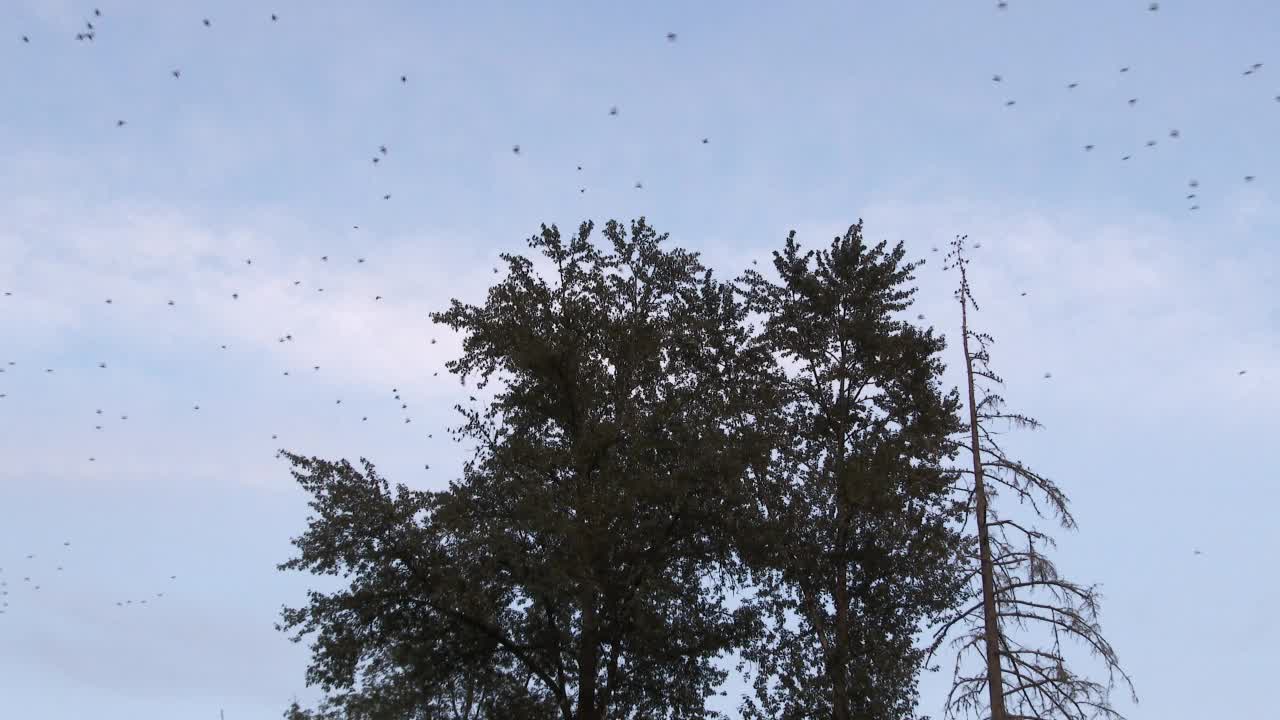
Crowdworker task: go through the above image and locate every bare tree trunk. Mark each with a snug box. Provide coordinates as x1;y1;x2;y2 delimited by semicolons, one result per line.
960;295;1007;720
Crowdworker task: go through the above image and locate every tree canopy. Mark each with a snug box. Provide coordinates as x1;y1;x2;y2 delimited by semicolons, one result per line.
279;219;778;720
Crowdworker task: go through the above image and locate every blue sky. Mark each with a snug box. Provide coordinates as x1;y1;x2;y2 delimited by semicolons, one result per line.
1;0;1277;718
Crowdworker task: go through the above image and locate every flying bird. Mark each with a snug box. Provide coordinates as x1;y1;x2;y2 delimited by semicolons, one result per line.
666;32;677;42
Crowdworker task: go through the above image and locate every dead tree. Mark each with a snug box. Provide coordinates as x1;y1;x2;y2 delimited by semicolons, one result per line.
929;234;1137;720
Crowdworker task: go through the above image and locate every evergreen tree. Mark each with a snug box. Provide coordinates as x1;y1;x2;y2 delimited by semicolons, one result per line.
735;222;968;720
277;219;778;720
931;234;1136;720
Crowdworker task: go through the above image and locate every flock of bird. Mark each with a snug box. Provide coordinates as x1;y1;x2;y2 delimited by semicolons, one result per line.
0;2;1262;625
0;542;178;616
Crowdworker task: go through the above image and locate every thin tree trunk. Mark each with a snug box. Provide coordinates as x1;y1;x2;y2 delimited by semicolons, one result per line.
578;593;600;720
832;565;852;720
960;295;1007;720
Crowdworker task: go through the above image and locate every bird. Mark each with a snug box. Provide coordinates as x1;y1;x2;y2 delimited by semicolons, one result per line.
94;8;101;16
1043;372;1052;379
383;193;391;200
1127;98;1138;106
172;69;181;78
1004;100;1016;106
1066;82;1079;89
992;74;1002;82
701;138;709;144
1169;128;1180;138
609;106;619;116
635;181;644;189
22;35;29;43
1238;370;1247;376
1120;66;1130;73
202;18;211;27
116;120;126;127
1189;179;1199;188
997;1;1007;8
271;13;279;21
1121;155;1131;161
1084;144;1095;151
666;32;677;42
1148;2;1159;10
379;145;388;155
512;144;521;155
1244;175;1256;182
400;75;408;83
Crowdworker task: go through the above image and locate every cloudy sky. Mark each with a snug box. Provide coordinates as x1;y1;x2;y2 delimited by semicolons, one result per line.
1;0;1277;718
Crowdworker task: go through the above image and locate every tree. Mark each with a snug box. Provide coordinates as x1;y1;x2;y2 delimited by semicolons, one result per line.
278;219;779;720
735;222;968;720
276;459;554;720
930;234;1136;720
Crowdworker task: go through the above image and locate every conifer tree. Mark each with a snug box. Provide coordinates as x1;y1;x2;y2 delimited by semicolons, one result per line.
931;234;1136;720
735;222;968;720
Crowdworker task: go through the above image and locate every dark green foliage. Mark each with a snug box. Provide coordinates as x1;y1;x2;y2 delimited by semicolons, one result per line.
734;222;968;720
278;219;778;720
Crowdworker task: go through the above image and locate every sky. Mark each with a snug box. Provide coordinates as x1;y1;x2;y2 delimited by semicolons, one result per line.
1;0;1277;718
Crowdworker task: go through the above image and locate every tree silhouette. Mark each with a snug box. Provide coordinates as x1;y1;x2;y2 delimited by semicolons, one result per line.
735;223;968;720
278;219;778;720
931;234;1136;720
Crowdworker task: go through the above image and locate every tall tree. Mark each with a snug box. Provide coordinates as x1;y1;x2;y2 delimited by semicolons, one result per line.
930;234;1136;720
278;219;778;720
735;222;968;720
